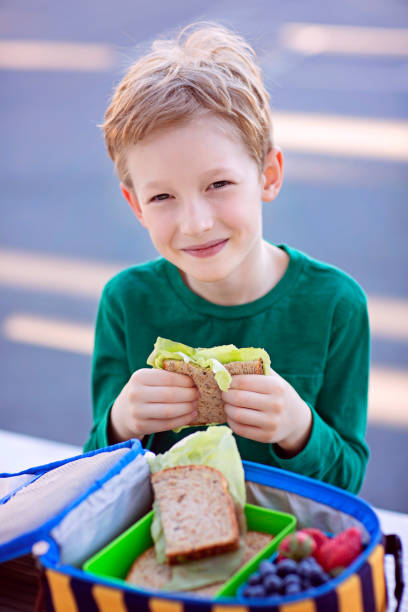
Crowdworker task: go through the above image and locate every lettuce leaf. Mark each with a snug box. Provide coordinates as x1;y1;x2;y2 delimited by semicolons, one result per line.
147;337;271;391
148;426;247;590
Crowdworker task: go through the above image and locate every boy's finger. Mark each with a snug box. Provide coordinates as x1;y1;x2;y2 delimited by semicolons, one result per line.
228;373;282;392
222;388;269;410
224;403;268;428
143;411;198;434
134;368;196;387
142;385;199;403
145;402;198;420
226;416;271;444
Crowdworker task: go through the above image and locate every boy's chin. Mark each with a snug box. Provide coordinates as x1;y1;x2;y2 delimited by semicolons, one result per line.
179;263;237;286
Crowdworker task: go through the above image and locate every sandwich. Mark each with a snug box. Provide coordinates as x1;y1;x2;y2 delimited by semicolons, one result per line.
125;426;273;595
126;530;273;595
147;337;271;426
150;464;240;565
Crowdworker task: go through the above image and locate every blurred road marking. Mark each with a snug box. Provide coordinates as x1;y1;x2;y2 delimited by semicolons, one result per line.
0;35;405;160
2;312;407;426
273;112;408;162
3;314;93;355
1;248;407;341
1;24;406;74
367;297;408;342
0;248;122;298
280;23;408;56
368;367;408;426
0;40;116;71
285;156;405;186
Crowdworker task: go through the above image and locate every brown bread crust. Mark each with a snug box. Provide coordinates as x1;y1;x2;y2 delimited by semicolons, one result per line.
151;465;240;565
162;358;264;425
126;530;273;594
126;546;171;588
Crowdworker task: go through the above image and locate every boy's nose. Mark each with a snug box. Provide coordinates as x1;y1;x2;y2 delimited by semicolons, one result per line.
179;197;214;236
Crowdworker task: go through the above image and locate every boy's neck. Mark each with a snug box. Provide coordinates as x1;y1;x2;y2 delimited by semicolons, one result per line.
180;241;289;306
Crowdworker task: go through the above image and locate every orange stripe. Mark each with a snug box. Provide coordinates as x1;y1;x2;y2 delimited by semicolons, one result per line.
211;605;249;612
336;573;364;612
279;598;317;612
367;545;387;612
149;598;184;612
46;570;78;612
92;584;127;611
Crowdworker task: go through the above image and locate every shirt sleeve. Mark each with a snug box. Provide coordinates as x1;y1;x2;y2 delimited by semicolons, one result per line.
83;282;131;452
269;286;370;493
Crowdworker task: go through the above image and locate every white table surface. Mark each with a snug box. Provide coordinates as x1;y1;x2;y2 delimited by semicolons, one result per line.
0;429;82;473
1;428;406;609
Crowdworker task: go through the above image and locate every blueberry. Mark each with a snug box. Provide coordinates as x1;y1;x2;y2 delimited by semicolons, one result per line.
285;582;302;595
310;567;328;586
247;573;261;586
319;571;330;584
283;573;301;587
298;560;313;580
263;573;283;594
258;560;276;577
306;556;321;570
276;558;298;577
242;584;265;599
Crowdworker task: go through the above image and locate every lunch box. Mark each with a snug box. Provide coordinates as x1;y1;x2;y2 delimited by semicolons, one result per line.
83;503;296;597
0;439;404;611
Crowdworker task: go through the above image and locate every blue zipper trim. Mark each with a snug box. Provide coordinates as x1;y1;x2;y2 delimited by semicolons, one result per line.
0;439;140;505
0;439;144;563
0;439;135;478
0;473;44;506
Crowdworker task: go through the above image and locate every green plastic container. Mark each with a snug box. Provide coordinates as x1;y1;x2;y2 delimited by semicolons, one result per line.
216;504;296;598
83;511;155;590
83;503;296;598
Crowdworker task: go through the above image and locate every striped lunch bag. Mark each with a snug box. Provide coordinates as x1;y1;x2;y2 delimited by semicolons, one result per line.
0;440;404;611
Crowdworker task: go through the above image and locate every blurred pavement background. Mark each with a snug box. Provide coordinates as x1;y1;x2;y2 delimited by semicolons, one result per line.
0;0;407;511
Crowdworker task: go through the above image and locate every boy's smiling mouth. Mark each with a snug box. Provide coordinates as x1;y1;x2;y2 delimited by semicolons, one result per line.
181;238;229;258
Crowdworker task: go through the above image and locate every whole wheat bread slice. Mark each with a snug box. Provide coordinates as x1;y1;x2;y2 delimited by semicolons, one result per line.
126;530;273;594
162;358;264;425
151;465;239;565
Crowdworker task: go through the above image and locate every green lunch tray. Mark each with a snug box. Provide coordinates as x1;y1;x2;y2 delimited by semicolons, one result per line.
83;503;296;598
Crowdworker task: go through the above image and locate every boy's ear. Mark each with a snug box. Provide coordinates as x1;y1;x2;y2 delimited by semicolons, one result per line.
261;147;284;202
120;183;147;227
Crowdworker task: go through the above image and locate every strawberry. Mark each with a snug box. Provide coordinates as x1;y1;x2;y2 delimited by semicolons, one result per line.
316;527;363;574
298;528;329;556
278;531;316;561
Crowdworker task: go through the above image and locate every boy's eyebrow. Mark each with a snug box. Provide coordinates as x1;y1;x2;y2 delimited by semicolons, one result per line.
202;167;237;178
143;167;237;190
143;180;167;190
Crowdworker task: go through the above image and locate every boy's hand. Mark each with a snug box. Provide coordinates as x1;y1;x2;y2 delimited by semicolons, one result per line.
222;372;312;457
109;369;199;442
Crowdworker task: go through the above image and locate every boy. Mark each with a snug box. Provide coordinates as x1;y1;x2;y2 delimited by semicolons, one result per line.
84;23;370;494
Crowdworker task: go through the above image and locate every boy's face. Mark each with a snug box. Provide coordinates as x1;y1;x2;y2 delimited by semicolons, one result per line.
122;114;282;286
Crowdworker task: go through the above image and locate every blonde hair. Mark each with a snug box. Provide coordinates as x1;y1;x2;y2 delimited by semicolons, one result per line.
102;23;273;187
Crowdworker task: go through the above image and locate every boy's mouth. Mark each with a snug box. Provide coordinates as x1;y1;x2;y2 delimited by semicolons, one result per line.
181;238;229;258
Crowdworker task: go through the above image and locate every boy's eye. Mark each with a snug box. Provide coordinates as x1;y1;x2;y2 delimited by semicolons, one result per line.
210;180;230;190
151;193;170;202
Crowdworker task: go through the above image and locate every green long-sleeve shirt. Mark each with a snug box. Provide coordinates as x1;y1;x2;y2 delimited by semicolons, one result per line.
84;244;370;493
